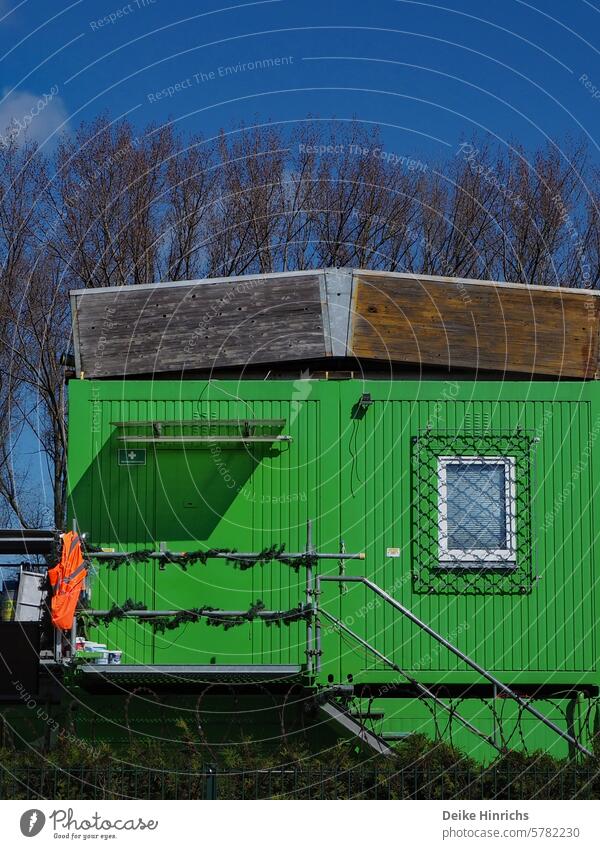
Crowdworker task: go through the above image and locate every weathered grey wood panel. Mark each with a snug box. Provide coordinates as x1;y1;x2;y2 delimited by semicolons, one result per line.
72;274;326;377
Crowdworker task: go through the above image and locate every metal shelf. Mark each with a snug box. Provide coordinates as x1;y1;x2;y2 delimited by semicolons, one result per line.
112;418;291;444
117;435;292;444
111;419;286;428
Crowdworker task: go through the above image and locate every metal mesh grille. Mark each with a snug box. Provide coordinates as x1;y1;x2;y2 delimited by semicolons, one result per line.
412;431;536;594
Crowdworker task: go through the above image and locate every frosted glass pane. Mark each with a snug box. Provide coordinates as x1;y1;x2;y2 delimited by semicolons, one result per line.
446;463;507;549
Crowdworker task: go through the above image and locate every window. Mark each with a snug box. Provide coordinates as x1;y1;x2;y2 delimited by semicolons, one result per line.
438;456;516;567
413;431;534;594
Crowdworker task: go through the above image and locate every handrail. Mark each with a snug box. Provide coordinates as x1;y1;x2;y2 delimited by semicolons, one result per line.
317;575;592;758
318;607;502;753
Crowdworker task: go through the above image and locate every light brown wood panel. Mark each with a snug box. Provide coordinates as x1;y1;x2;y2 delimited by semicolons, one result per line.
350;273;600;377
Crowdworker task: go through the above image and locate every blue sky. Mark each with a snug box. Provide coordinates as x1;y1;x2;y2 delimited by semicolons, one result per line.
0;0;599;163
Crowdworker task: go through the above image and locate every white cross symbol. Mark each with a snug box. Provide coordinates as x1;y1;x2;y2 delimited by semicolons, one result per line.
127;451;136;460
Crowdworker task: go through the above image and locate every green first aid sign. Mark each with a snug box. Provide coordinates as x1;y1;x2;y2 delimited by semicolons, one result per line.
118;448;146;466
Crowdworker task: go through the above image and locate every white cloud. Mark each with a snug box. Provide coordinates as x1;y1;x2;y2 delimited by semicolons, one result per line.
0;86;69;149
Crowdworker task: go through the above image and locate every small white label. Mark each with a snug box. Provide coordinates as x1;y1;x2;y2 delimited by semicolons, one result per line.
386;547;400;558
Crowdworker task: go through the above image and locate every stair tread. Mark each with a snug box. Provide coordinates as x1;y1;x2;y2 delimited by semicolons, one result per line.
319;700;394;756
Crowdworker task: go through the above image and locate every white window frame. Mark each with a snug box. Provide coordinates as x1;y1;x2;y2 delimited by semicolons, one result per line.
437;455;516;565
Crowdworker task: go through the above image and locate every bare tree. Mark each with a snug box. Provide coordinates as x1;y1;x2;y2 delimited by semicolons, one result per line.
206;126;289;276
0;117;598;528
0;139;53;527
161;136;218;281
51;116;173;289
491;143;589;286
7;254;69;528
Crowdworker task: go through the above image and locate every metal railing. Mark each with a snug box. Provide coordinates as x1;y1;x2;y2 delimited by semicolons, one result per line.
316;575;593;758
76;519;364;674
1;764;598;800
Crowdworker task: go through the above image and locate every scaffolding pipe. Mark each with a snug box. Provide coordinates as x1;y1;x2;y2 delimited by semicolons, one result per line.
84;606;310;619
54;628;62;664
306;520;314;675
70;615;77;659
87;549;365;561
315;611;322;674
319;576;593;758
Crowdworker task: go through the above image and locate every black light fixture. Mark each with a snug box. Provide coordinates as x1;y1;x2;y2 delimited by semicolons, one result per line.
59;352;76;368
352;392;374;420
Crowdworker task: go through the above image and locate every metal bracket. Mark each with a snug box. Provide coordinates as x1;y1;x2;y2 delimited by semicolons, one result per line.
321;269;354;357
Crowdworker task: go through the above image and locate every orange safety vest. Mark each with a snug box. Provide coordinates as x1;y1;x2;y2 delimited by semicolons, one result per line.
48;531;87;630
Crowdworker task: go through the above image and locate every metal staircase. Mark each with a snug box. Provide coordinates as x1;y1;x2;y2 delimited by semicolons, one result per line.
318;698;394;756
316;576;593;758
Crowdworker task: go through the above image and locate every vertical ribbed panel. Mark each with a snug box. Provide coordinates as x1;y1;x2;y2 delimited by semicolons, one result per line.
74;383;318;667
338;389;595;674
68;379;597;679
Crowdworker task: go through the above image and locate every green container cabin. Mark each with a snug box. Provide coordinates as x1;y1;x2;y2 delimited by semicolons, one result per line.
60;269;600;759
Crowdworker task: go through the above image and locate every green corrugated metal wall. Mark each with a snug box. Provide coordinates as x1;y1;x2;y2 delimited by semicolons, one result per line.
68;378;599;687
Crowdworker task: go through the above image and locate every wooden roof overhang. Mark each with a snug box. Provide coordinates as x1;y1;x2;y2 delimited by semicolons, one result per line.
70;269;600;379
